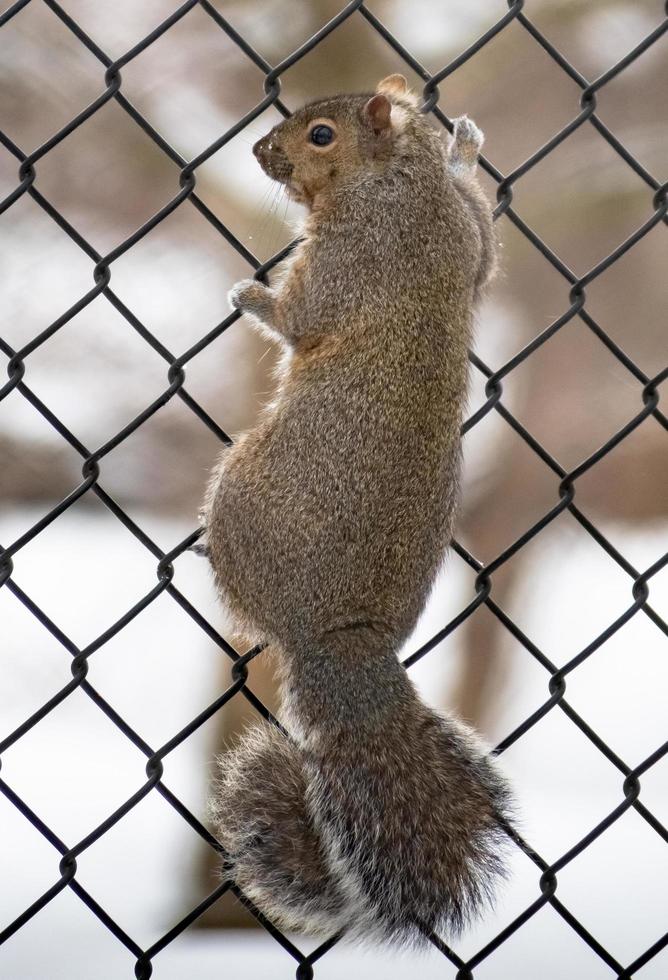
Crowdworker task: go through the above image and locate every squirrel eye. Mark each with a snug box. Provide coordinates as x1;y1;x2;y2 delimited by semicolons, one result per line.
310;125;334;146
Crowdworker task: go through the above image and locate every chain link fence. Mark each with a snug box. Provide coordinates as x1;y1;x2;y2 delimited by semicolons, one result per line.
1;0;667;977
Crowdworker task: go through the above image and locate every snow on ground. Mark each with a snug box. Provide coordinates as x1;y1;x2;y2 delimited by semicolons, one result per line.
1;507;667;979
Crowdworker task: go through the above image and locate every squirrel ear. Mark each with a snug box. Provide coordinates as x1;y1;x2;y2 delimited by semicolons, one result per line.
376;74;408;97
364;93;392;134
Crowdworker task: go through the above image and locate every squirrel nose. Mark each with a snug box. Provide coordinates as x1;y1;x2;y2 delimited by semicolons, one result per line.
253;136;272;160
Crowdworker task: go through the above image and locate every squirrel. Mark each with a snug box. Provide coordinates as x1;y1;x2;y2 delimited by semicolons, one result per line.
202;75;512;944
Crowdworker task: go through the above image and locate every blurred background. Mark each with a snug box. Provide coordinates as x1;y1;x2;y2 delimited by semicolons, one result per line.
1;0;667;977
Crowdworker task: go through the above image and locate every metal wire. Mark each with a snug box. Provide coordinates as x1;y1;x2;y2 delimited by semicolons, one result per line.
1;1;666;976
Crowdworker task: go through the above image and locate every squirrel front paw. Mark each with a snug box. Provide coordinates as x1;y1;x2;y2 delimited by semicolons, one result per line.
228;278;266;312
228;278;276;328
449;116;484;177
454;115;484;151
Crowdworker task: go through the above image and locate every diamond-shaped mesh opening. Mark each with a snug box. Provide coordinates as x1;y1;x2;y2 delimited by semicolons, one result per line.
1;0;666;977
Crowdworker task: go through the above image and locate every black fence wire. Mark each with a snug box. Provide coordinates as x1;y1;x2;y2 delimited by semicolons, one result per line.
0;0;667;977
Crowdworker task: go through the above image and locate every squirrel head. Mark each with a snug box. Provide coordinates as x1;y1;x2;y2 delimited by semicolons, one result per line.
253;75;422;208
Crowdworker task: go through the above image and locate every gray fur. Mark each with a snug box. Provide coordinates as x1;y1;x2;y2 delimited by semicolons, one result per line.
203;79;512;943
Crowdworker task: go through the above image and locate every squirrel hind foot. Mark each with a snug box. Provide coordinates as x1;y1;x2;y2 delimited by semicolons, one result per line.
189;540;209;557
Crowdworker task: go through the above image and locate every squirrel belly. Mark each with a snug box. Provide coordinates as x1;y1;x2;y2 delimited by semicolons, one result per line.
210;632;511;943
203;76;513;943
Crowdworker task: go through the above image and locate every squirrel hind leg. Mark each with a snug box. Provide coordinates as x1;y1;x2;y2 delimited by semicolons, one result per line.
448;115;484;179
210;724;347;934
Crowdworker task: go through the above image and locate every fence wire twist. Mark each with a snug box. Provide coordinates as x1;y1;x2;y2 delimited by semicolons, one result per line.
1;1;667;977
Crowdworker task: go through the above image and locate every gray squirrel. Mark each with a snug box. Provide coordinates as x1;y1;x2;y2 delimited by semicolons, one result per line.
202;75;512;943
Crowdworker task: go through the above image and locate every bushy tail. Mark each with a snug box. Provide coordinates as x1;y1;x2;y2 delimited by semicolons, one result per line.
211;634;512;943
209;724;349;935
